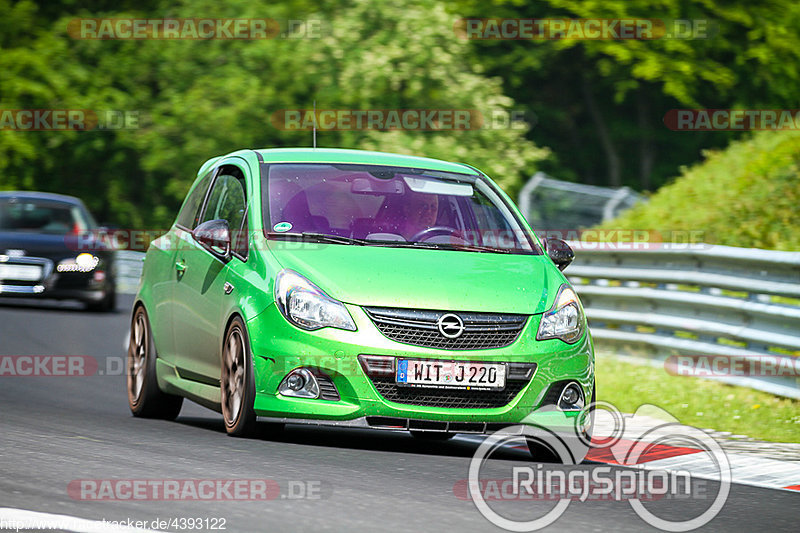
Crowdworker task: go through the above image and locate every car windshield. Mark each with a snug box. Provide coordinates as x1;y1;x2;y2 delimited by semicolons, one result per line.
0;198;94;234
263;163;539;254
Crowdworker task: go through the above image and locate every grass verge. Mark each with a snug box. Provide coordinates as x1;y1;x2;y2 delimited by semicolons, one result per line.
596;355;800;443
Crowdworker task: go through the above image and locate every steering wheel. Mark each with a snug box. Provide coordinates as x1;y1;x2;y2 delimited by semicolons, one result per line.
409;226;460;242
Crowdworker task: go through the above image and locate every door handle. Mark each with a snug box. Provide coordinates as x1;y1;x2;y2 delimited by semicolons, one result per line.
175;259;187;273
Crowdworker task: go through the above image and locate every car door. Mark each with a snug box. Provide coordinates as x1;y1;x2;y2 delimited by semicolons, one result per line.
172;164;248;383
147;169;214;363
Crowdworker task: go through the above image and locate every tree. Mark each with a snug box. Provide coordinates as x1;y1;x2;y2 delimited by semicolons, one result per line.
448;0;800;190
0;0;546;228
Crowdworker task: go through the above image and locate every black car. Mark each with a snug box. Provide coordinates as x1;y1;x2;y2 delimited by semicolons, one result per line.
0;191;116;311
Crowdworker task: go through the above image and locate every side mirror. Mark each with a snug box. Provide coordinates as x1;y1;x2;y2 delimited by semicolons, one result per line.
193;219;231;259
544;237;574;271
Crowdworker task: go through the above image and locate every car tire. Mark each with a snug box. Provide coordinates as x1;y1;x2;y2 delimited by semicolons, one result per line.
221;316;258;437
410;431;455;441
127;305;184;419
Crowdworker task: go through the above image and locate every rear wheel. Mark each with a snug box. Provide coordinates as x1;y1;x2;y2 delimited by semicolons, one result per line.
127;305;183;419
221;317;258;437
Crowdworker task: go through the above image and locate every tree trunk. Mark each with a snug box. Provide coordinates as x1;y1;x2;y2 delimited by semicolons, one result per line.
637;87;655;191
582;76;621;187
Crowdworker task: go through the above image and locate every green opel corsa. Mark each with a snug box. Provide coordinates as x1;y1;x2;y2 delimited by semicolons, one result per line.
127;148;594;458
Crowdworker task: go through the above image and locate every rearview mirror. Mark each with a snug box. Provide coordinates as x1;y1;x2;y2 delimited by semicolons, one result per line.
544;237;574;271
193;219;231;259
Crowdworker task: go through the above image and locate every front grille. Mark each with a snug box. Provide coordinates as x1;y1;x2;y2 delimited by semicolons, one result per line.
364;307;528;350
369;377;530;409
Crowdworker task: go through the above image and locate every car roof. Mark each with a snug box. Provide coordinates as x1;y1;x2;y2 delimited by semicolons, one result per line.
251;148;480;175
0;191;84;205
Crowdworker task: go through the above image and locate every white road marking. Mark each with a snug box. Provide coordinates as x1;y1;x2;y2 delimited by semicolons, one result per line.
0;508;163;533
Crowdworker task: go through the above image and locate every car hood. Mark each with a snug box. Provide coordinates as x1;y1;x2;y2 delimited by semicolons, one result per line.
267;243;560;314
0;231;72;257
0;231;109;261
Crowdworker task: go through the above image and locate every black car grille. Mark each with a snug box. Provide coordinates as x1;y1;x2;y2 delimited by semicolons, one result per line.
364;307;528;350
316;374;340;401
369;375;532;409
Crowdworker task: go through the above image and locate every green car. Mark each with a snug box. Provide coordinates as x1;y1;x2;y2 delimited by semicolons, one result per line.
127;148;594;458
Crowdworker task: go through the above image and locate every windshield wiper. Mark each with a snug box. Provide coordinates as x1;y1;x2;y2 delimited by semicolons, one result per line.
267;232;370;245
374;241;514;253
268;232;517;253
445;243;513;254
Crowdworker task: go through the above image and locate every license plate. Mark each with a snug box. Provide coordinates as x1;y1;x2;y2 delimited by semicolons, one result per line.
0;264;42;281
396;359;506;390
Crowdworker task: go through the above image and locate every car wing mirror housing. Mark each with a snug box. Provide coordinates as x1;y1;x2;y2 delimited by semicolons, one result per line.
544;237;574;271
193;219;232;260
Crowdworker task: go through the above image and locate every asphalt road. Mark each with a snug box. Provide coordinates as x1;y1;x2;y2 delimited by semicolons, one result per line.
0;295;797;532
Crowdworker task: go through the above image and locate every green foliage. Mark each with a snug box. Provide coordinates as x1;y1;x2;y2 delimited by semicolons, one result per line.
598;354;800;443
0;0;545;228
447;0;800;189
597;130;800;250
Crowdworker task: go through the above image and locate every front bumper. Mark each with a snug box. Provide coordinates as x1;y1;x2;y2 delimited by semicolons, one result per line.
247;303;594;426
0;256;113;302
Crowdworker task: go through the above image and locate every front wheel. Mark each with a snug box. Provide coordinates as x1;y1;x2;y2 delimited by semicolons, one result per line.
221;317;258;437
127;305;183;419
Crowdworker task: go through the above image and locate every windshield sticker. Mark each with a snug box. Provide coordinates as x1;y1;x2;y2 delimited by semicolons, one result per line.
273;221;293;233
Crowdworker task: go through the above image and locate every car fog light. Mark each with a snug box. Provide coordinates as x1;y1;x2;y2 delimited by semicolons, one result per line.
278;368;320;399
286;373;305;391
558;382;584;410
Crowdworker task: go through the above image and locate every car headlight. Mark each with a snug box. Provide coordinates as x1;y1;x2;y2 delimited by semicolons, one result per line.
536;285;585;344
275;269;356;331
56;253;100;273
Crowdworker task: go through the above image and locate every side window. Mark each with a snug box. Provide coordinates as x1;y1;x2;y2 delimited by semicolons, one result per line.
176;171;213;229
200;166;248;258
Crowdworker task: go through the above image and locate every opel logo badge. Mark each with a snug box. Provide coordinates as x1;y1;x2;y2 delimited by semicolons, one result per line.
437;313;464;339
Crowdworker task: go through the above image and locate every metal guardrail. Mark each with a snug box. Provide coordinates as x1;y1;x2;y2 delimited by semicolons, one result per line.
115;250;145;295
566;243;800;399
518;172;644;230
114;244;800;398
